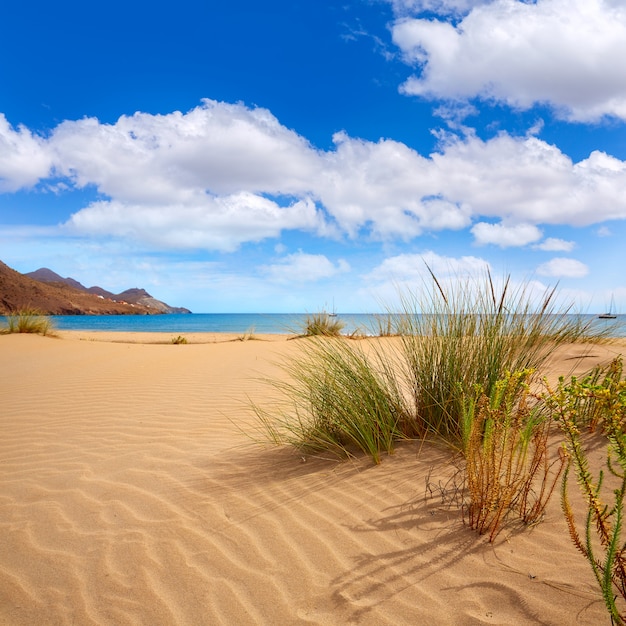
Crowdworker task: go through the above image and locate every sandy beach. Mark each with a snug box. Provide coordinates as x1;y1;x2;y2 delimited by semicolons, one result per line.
2;332;626;625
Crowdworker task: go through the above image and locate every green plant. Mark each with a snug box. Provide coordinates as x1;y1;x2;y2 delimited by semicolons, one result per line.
1;309;55;336
545;359;626;624
394;269;601;445
299;312;344;337
252;337;413;463
256;271;601;464
171;335;188;344
461;370;564;541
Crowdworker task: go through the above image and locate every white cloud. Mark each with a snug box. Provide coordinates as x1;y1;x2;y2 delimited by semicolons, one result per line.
366;250;490;283
386;0;492;17
319;132;472;238
1;101;626;252
471;222;542;247
392;0;626;122
261;252;350;283
0;115;52;191
533;237;575;252
431;134;626;226
65;194;323;253
597;226;612;237
50;99;322;202
537;257;589;278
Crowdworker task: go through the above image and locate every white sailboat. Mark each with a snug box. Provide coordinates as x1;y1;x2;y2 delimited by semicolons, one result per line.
599;295;617;319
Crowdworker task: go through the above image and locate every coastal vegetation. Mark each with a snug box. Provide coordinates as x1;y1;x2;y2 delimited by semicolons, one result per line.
1;309;56;336
257;271;602;456
298;311;345;337
544;359;626;624
461;369;564;541
254;271;615;530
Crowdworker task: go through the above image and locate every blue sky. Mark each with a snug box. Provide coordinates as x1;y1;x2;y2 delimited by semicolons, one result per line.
1;0;626;313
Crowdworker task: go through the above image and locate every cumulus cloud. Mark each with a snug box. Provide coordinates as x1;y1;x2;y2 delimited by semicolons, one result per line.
533;238;575;252
366;250;490;283
431;134;626;226
261;252;350;283
0;115;52;192
66;194;324;253
392;0;626;122
50;99;322;202
319;132;472;238
537;257;589;278
1;100;626;252
471;222;543;247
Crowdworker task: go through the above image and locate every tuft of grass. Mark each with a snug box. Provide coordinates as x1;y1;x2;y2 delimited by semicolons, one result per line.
171;335;188;344
394;268;603;445
299;312;345;337
252;337;413;463
1;309;55;336
255;270;603;465
370;314;405;337
236;326;258;341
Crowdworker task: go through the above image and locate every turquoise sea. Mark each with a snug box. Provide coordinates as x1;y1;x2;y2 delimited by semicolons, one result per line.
49;313;369;335
43;312;626;336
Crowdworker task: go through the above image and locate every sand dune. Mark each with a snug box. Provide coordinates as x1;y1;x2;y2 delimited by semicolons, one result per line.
1;332;625;625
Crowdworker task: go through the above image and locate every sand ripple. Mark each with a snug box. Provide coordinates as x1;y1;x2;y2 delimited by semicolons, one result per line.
0;334;617;624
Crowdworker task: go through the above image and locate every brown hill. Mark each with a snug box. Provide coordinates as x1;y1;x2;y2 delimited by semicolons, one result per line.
24;268;191;314
0;260;157;315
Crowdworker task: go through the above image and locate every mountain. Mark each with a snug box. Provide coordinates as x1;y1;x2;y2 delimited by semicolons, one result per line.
25;269;191;314
0;260;190;315
26;268;87;292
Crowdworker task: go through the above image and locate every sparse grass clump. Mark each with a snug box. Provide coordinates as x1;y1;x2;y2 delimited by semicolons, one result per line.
236;326;258;341
300;312;344;337
395;270;600;445
370;314;399;337
257;271;603;461
171;335;188;344
253;337;417;463
1;309;55;336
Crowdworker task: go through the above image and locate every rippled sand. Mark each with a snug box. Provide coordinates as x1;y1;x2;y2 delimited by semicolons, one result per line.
1;332;624;625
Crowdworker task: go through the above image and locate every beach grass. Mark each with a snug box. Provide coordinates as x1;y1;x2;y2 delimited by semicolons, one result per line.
257;271;605;460
393;270;601;446
1;309;56;336
253;336;412;463
298;312;345;337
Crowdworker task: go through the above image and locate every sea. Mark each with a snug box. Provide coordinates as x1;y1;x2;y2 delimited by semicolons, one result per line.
36;312;626;337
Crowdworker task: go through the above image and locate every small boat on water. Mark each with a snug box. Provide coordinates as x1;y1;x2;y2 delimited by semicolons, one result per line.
599;295;617;319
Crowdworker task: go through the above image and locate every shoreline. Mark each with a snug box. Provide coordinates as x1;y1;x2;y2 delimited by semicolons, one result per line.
57;329;295;344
